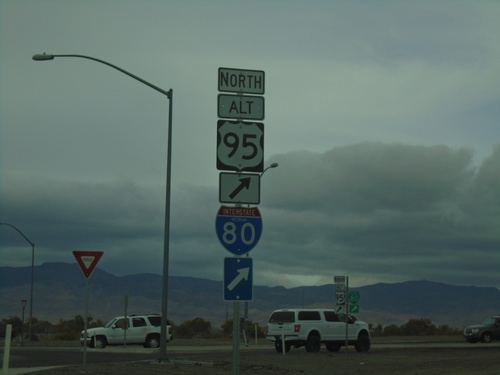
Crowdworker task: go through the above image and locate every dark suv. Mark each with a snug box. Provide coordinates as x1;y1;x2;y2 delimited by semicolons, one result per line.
463;315;500;343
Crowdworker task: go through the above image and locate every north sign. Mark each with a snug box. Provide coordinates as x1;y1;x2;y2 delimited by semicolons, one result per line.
217;120;264;172
218;94;265;121
218;67;265;95
224;257;253;301
215;205;262;255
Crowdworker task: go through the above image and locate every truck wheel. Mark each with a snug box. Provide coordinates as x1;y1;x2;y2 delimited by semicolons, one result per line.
305;334;321;352
326;343;341;352
354;333;371;352
275;340;291;353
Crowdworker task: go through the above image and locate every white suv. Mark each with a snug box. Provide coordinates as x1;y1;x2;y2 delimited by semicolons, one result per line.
266;309;370;353
80;314;172;349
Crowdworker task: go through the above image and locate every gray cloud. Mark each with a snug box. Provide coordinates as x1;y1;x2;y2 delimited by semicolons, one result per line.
2;143;499;289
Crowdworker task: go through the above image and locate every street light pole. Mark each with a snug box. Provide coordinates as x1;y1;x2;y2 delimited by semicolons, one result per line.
0;223;35;341
32;53;173;361
243;162;278;344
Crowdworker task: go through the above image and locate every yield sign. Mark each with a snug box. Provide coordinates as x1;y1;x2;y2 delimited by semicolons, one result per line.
73;250;103;278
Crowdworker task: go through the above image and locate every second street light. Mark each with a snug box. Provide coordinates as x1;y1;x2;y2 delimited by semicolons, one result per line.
0;222;35;341
33;53;173;361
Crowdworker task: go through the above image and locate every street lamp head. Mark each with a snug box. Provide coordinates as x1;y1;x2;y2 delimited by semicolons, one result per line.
261;162;279;177
32;53;55;61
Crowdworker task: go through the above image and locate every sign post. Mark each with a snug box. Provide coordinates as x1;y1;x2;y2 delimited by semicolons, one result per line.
73;251;103;370
334;275;350;350
217;67;265;375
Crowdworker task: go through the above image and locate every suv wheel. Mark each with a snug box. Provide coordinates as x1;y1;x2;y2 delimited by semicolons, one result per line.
145;334;160;348
90;335;106;349
481;332;493;343
275;340;291;353
354;333;371;352
305;334;321;352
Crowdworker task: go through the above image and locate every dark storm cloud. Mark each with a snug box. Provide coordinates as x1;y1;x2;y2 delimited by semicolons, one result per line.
1;143;500;288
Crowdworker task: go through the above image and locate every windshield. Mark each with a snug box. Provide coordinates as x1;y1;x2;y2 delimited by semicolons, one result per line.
104;318;118;328
268;311;295;323
481;317;496;326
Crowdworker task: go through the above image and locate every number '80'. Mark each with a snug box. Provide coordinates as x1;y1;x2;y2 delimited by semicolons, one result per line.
223;222;256;245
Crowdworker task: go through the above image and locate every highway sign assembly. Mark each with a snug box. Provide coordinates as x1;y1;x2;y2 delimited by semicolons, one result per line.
215;205;262;255
219;172;260;204
224;257;253;301
73;250;103;279
218;94;264;120
217;120;264;172
216;67;265;374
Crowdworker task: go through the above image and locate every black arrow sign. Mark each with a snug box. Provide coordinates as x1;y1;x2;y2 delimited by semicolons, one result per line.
229;177;251;199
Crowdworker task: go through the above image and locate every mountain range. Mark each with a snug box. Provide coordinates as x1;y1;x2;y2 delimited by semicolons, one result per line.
1;262;499;329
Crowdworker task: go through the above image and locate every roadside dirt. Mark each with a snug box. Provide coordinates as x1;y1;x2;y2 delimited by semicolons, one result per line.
28;346;500;375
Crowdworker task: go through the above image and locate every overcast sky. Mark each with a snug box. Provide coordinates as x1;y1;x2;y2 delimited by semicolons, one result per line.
1;0;499;290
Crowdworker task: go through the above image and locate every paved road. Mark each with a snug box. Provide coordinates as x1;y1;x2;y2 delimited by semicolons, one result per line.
2;341;500;374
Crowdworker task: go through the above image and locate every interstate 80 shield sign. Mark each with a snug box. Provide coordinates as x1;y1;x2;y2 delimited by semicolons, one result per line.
215;205;262;255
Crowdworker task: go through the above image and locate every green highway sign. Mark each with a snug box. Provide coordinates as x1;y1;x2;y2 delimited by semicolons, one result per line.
349;291;360;305
349;304;360;313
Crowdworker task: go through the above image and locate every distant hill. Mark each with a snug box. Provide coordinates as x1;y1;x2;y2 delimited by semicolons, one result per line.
1;262;499;328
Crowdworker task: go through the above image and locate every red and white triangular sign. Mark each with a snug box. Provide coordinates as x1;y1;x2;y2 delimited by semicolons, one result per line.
73;250;103;279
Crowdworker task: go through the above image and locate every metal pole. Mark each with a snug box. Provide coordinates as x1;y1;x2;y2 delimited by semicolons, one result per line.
345;276;349;350
21;300;26;346
29;242;34;341
32;54;173;359
232;301;240;375
0;223;35;341
83;277;89;370
160;89;173;361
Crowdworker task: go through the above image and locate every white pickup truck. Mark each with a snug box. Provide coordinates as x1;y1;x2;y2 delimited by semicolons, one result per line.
266;308;370;353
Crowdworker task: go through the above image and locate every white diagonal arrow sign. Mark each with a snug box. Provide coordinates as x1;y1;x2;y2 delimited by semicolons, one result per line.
227;267;250;291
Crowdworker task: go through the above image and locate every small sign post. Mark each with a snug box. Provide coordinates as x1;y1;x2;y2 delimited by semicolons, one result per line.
73;250;103;370
334;275;349;350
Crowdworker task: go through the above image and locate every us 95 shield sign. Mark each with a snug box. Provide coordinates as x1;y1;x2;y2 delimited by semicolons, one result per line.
217;120;264;172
